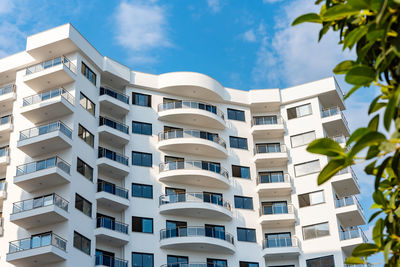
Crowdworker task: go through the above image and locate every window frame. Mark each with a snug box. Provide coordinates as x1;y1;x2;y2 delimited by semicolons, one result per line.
76;157;93;181
132;252;154;267
132;183;153;199
294;160;320;177
290;131;316;148
132;151;153;167
227;108;245;121
132;216;154;234
79;92;95;116
237;227;257;242
234;195;254;210
298;190;325;208
75;193;92;217
287;103;312;120
132;121;152;135
306;255;335;267
232;165;251;179
78;124;94;147
73;231;91;255
302;222;330;240
81;62;97;86
132;92;152;107
229;136;248;150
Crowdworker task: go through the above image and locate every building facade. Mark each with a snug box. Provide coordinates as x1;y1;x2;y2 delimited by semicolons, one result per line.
0;24;366;267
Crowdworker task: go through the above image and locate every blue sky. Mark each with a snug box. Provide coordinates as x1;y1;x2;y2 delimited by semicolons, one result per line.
0;0;382;264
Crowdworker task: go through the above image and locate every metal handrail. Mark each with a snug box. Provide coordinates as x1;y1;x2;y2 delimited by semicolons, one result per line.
96;217;128;234
12;193;68;214
159;192;232;211
99;116;129;134
251;116;283;126
158;129;226;149
23;87;74;107
98;147;129;166
340;227;368;242
0;115;12;125
97;181;129;199
159;161;229;179
100;87;129;104
160;226;234;245
16;156;71;176
8;233;67;254
321;106;349;126
257;173;290;185
254;144;286;154
0;146;9;157
25;56;76;75
158;101;225;121
0;84;15;95
95;254;128;267
260;203;294;216
335;195;366;220
336;167;360;188
160;263;229;267
19;121;72;140
263;236;299;249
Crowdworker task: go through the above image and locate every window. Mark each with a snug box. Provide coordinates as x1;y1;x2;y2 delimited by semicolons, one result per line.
261;202;288;215
132;216;153;233
168;255;188;265
207;259;227;267
78;124;94;147
229;136;248;149
294;160;320;177
237;227;256;242
298;190;325;208
81;62;96;85
306;255;335;267
232;165;250;179
132;183;153;199
75;194;92;217
73;231;91;255
132;252;154;267
132;151;152;167
77;158;93;181
227;108;245;121
132;92;151;107
240;262;259;267
234;196;253;209
303;222;330;240
287;103;312;119
259;171;284;183
79;92;95;116
291;131;316;148
132;121;152;135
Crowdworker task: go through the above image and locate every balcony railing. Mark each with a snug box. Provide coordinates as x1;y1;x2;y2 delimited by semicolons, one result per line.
158;130;226;149
16;156;71;176
25;56;76;75
336;167;360;188
260;204;294;216
97;181;129;199
0;84;15;96
321;106;349;126
95;254;128;267
262;236;298;249
0;146;9;157
23;87;74;107
8;233;67;254
160;226;234;245
0;180;6;191
19;121;72;140
254;144;286;154
340;228;368;242
158;101;225;121
159;161;229;179
100;87;129;104
12;193;68;214
98;147;129;166
329;135;347;144
96;217;128;234
252;116;282;126
99;116;129;134
160;263;228;267
0;115;12;125
159;192;231;211
257;173;290;185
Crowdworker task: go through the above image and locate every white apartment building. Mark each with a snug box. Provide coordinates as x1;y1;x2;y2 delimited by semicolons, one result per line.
0;23;366;267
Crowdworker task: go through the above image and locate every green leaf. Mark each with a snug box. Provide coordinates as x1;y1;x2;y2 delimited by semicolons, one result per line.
373;218;384;247
391;151;400;178
351;243;379;257
383;87;400;131
366;29;385;42
346;127;371;146
317;158;347;185
343;26;368;49
348;0;371;9
373;190;386;205
368;95;385;114
366;145;380;159
368;114;379;130
368;210;382;223
364;160;376;175
344;85;361;100
345;66;376;86
384;240;392;263
323;4;360;20
307;138;345;157
292;13;321;26
344;256;365;264
349;131;386;157
333;60;357;74
375;157;390;189
394;207;400;217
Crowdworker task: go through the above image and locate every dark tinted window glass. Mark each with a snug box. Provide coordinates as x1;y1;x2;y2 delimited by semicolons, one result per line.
77;158;93;181
73;231;91;255
132;92;151;107
132;216;153;233
132;121;152;135
234;196;253;209
232;165;250;179
81;62;96;86
132;151;152;167
132;252;154;267
240;262;259;267
132;183;153;198
237;228;256;242
75;194;92;217
227;108;245;121
229;136;248;149
306;255;334;267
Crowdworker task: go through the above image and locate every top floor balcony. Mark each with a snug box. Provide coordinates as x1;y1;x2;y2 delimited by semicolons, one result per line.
99;87;130;116
0;84;16;110
23;56;76;91
321;106;350;137
251;116;284;138
158;100;226;130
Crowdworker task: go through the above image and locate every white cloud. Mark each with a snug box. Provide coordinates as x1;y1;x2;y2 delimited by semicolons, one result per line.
242;29;256;42
207;0;223;14
113;1;171;63
0;21;25;58
0;0;14;15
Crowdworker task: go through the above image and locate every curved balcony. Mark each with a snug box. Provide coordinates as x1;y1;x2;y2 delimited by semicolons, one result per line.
262;236;300;259
256;173;291;197
253;144;288;167
160;226;235;254
158;161;230;189
0;84;16;110
97;147;129;178
159;192;232;220
99;116;130;146
251;116;284;138
258;204;296;227
158;130;227;158
99;87;130;116
96;181;130;211
0;115;13;140
95;217;129;246
158;101;225;130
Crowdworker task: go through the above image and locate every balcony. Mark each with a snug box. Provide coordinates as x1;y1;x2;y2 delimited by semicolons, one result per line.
14;157;71;192
95;217;129;246
0;146;10;168
96;254;128;267
21;88;74;124
340;228;367;256
0;115;13;139
258;204;296;227
6;233;67;266
251;116;284;138
23;56;76;91
158;101;225;130
160;226;235;254
0;180;6;206
159;192;232;220
321;106;350;137
262;237;300;259
158;161;230;189
253;144;288;167
17;121;72;157
97;147;130;178
331;167;360;198
10;193;68;229
0;84;16;110
335;196;366;227
99;87;130;116
96;181;130;211
256;173;291;197
158;130;228;158
160;263;226;267
330;135;347;145
99;116;130;146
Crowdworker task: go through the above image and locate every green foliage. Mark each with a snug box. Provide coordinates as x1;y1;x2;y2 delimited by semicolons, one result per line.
293;0;400;265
